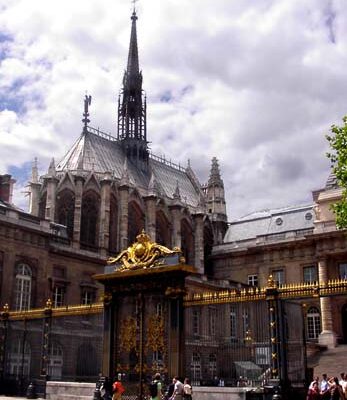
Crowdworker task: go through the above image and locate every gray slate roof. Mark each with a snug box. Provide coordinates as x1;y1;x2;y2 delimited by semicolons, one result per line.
224;204;314;243
56;129;201;207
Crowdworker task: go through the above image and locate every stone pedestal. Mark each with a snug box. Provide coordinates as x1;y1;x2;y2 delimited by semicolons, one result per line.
318;330;337;348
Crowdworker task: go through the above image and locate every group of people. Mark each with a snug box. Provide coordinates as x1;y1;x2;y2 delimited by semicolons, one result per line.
100;376;125;400
151;373;193;400
100;373;193;400
307;373;347;400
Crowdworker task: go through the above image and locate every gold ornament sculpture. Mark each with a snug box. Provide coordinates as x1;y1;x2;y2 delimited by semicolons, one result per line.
107;230;181;271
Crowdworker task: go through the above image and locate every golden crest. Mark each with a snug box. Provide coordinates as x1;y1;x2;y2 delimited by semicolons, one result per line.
107;230;181;271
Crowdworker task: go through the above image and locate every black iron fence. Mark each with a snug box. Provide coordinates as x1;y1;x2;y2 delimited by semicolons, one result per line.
0;294;306;398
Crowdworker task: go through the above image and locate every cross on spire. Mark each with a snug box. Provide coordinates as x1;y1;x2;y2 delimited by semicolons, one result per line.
132;0;138;13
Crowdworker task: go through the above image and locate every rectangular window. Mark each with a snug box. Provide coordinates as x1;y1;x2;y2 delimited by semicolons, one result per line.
339;263;347;279
272;269;284;285
192;309;200;336
53;286;65;307
209;307;216;336
242;309;249;336
81;290;95;305
248;274;258;287
303;266;318;283
230;306;237;339
15;276;31;311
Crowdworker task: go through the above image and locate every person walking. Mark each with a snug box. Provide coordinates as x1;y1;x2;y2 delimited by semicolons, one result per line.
306;381;320;400
112;376;125;400
101;377;113;400
183;378;193;400
328;377;344;400
149;373;162;400
170;377;184;400
321;374;330;400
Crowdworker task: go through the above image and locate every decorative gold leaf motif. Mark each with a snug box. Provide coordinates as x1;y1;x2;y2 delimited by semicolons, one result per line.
145;314;165;353
107;230;181;271
119;317;137;352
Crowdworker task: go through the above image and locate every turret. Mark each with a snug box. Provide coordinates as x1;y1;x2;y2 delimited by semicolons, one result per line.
204;157;228;244
28;158;41;216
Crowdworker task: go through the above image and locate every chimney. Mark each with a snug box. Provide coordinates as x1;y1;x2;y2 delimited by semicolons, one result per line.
0;174;16;203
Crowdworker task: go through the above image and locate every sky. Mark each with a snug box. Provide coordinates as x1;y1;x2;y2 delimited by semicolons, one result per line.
1;0;347;220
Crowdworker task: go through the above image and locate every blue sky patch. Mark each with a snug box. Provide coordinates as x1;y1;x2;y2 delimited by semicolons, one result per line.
8;162;32;184
0;31;13;61
160;90;173;103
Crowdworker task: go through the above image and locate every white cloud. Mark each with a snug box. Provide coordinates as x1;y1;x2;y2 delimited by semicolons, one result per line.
0;0;346;218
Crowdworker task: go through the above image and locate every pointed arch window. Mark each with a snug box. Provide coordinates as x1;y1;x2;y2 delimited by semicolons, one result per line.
307;307;321;340
128;201;144;245
109;195;118;253
204;223;214;276
56;190;75;238
156;211;171;247
15;263;32;311
80;191;100;249
181;219;194;265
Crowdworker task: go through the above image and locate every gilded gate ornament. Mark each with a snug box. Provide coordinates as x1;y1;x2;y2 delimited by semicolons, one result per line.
145;314;165;353
107;230;181;271
119;317;137;352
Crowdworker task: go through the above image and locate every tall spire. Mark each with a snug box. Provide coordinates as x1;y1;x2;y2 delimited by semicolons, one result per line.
127;11;140;79
117;9;148;172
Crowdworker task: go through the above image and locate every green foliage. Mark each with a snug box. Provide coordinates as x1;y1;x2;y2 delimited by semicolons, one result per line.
326;116;347;228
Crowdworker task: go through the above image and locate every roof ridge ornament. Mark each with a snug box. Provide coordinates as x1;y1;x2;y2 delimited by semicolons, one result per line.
173;180;181;200
82;94;92;133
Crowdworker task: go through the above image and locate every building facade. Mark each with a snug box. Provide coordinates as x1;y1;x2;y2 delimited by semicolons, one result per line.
212;173;347;348
0;8;347;391
27;10;227;276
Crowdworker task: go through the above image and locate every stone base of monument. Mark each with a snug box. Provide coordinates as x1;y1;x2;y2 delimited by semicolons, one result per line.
46;381;95;400
46;381;249;400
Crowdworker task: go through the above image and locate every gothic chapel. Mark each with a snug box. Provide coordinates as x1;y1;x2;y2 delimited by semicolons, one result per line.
28;10;228;274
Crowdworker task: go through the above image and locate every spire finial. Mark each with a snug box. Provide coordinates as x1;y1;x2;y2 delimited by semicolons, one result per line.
132;0;138;14
82;94;92;133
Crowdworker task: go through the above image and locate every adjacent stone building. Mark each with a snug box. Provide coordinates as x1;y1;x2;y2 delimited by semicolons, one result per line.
212;173;347;348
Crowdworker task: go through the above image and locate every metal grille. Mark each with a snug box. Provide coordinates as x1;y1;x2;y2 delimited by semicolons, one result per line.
0;295;306;396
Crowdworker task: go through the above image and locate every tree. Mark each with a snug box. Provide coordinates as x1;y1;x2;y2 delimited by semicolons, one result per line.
326;115;347;228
